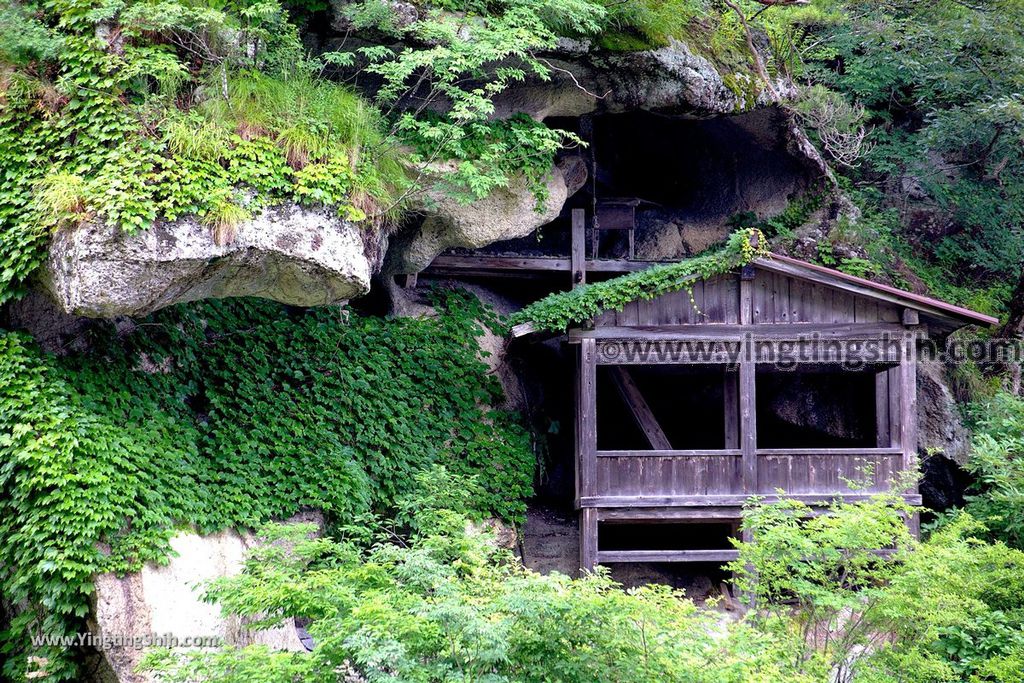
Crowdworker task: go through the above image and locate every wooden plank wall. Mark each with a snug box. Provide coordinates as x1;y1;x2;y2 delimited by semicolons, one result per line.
594;454;744;497
594;269;901;327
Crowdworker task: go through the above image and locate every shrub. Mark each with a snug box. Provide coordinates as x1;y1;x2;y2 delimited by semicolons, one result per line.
142;494;811;683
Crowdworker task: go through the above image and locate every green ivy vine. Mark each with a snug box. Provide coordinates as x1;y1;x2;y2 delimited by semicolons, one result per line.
509;228;768;333
0;290;534;682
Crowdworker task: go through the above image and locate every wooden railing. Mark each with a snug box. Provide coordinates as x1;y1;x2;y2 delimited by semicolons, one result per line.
587;447;903;502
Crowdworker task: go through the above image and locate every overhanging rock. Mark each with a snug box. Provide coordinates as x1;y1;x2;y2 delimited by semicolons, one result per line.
42;203;373;318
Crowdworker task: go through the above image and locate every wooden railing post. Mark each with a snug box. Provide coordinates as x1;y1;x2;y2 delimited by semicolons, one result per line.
578;338;598;571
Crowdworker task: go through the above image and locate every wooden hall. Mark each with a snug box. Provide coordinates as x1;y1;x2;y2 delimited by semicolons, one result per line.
524;250;997;571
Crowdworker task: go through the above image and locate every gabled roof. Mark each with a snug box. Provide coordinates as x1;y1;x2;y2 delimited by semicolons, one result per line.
511;252;998;338
757;253;998;329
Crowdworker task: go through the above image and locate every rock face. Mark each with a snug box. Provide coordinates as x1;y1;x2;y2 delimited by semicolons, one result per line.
42;204;374;318
88;521;319;683
917;359;971;465
490;40;767;120
385;168;571;274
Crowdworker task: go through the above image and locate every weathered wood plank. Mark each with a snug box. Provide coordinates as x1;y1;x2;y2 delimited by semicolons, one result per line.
876;371;891;447
754;257;995;325
773;272;790;323
740;271;754;325
703;276;725;323
725;275;741;324
579;339;597;501
580;493;924;507
575;322;908;340
597;506;742;521
855;296;878;323
753;447;902;456
580;508;598;572
834;290;858;323
879;303;901;323
595;449;743;457
740;358;757;496
724;369;739;449
571;208;586;287
511;321;537;338
597;549;739;563
752;271;770;323
887;366;902;450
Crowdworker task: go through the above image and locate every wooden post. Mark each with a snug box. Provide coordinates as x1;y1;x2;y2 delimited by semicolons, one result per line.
739;271;757;497
875;370;891;448
739;269;754;326
724;368;739;449
899;332;918;488
740;360;757;497
578;339;598;571
580;508;598;573
571;209;586;287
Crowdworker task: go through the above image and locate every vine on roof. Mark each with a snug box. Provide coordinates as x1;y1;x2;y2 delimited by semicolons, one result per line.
509;228;767;333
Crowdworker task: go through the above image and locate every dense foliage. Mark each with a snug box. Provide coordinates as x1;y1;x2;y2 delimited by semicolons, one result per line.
779;0;1024;311
510;228;767;332
142;486;809;683
957;392;1024;549
0;290;534;681
140;487;1024;682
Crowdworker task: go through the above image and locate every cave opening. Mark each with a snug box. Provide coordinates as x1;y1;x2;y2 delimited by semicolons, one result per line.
466;107;819;261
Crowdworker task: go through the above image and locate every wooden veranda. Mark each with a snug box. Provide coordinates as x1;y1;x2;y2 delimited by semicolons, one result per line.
499;217;997;571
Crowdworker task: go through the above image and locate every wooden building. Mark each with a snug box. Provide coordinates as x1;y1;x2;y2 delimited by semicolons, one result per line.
505;231;997;571
426;213;996;571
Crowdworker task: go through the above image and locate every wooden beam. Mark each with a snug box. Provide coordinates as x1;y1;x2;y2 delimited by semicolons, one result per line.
597;549;739;563
510;321;537;338
609;367;672;450
901;308;920;326
596;449;742;457
580;493;924;507
571;322;908;341
425;255;658;275
598;507;743;521
571;209;586;287
888;366;902;450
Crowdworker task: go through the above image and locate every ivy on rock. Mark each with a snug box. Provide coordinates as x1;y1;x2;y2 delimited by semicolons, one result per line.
0;290;534;681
